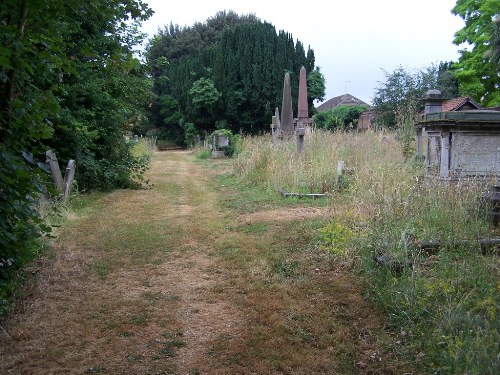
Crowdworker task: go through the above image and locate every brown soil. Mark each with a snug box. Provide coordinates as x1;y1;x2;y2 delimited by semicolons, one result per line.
0;150;397;374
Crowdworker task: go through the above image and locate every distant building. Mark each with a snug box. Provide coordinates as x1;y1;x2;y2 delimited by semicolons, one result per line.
441;97;481;112
357;109;379;131
316;94;368;112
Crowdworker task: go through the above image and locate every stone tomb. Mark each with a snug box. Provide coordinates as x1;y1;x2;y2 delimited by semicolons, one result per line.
211;134;229;158
416;110;500;180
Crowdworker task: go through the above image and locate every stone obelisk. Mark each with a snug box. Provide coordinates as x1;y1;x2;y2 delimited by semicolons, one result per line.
280;73;294;135
297;66;309;127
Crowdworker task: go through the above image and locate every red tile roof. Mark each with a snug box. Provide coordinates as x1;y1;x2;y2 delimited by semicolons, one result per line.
441;97;481;112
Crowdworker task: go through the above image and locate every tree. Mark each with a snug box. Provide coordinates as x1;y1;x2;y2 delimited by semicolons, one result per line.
147;14;320;142
313;104;368;130
373;64;457;128
308;67;326;113
0;0;152;302
188;77;221;130
452;0;500;106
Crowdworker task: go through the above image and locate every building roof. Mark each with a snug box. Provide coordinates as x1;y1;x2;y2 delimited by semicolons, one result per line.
316;94;368;112
441;97;481;112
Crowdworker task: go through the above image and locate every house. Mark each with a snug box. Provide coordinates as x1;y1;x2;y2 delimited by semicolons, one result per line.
441;96;481;112
316;94;368;112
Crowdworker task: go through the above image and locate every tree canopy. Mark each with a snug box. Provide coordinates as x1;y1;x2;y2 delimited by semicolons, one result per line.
0;0;153;292
452;0;500;106
146;12;325;145
372;63;459;128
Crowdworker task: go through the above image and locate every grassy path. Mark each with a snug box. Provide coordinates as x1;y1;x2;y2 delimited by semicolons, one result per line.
0;151;396;374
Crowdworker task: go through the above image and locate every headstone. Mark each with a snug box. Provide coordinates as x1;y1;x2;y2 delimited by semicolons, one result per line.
62;160;76;200
46;150;64;193
296;127;305;153
280;73;294;135
275;107;281;136
271;115;277;145
297;66;309;127
218;135;229;148
337;160;345;190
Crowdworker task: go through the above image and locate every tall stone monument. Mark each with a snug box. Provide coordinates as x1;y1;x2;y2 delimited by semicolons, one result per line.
280;73;294;135
297;66;311;127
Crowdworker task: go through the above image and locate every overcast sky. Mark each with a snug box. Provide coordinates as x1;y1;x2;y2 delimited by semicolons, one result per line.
140;0;465;105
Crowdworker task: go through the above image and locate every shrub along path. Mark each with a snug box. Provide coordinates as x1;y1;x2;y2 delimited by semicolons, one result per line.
0;150;400;374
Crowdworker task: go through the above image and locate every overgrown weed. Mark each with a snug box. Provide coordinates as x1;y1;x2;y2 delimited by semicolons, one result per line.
234;129;499;373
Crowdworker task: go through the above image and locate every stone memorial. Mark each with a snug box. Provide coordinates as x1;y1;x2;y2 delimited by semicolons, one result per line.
297;66;312;128
296;127;305;153
416;92;500;181
46;149;76;199
280;73;294;135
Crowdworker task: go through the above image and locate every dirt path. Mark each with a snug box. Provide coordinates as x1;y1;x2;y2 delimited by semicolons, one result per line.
0;151;395;374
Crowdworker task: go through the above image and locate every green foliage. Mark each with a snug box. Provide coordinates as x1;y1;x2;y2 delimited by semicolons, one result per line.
307;67;326;111
357;180;497;373
313;105;368;130
452;0;500;106
147;13;322;144
189;78;222;109
0;0;153;311
320;219;353;257
211;129;240;157
373;64;458;128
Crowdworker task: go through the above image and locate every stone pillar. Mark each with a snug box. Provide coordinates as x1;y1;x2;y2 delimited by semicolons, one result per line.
274;107;281;138
416;127;423;155
280;73;294;135
296;127;305;153
271;115;277;145
297;66;309;127
439;132;451;179
425;89;443;114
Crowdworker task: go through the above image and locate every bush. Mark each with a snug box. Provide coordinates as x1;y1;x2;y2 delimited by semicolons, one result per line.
313;104;368;130
210;129;240;157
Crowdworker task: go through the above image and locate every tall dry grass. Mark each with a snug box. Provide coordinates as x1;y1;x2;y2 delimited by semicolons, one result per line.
234;129;404;194
233;129;499;374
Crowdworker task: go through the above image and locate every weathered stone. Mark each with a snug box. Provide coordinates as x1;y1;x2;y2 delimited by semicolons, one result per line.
296;127;305;153
275;107;281;133
211;150;225;158
218;135;229;148
417;110;500;180
424;89;443;114
280;73;294;135
297;66;309;123
46;150;64;193
63;160;76;200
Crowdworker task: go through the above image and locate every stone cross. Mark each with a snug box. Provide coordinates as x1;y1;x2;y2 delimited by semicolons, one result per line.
280;73;294;135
